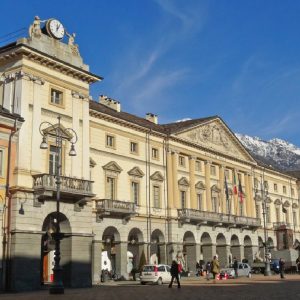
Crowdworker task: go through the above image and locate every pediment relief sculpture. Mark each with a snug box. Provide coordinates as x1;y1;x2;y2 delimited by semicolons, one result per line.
150;171;164;182
195;181;206;190
128;167;145;178
178;177;189;186
42;123;73;141
274;198;282;205
176;120;253;161
211;184;221;193
102;161;123;173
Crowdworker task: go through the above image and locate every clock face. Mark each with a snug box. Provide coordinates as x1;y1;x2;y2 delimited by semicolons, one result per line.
48;19;65;39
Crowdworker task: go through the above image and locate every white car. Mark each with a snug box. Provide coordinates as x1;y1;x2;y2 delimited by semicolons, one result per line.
140;264;171;285
220;262;252;278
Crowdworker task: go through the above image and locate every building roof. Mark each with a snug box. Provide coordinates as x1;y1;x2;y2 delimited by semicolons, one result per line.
0;106;24;122
89;100;218;135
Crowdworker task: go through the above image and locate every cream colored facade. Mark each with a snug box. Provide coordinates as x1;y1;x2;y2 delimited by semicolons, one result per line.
0;17;299;291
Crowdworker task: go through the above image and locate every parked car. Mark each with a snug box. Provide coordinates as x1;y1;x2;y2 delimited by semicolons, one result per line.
220;262;251;278
140;264;171;285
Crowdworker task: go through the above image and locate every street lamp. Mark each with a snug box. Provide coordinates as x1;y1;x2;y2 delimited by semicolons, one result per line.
39;115;78;294
254;174;272;276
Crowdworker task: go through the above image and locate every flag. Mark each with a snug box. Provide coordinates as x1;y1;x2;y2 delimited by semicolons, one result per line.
238;177;243;203
233;173;238;195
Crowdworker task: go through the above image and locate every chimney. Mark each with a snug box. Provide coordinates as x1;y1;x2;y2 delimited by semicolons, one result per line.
99;95;121;112
146;113;158;124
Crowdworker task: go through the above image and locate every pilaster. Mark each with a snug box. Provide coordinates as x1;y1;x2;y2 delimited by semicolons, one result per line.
205;161;212;211
189;156;196;209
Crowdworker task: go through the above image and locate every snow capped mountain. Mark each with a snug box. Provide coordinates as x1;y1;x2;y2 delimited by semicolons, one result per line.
236;134;300;171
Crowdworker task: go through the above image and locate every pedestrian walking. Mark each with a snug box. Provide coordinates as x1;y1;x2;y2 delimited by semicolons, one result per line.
233;257;238;278
169;260;181;288
279;258;285;279
296;256;300;274
211;255;220;283
206;261;211;280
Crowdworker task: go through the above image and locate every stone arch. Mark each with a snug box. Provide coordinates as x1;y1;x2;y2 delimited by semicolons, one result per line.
183;231;196;272
150;229;166;264
216;233;228;267
101;226;121;276
230;235;242;261
200;232;213;264
127;228;145;277
41;212;72;286
244;235;253;264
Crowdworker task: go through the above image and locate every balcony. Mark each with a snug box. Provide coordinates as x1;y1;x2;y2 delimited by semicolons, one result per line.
273;222;292;230
178;208;261;229
96;199;137;224
32;173;95;210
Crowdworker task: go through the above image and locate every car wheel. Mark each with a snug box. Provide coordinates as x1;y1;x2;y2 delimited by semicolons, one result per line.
141;282;146;285
157;277;163;285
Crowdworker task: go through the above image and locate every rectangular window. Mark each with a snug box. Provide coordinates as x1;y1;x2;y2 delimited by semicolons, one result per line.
195;160;201;172
152;148;159;159
293;211;297;226
264;181;268;190
212;196;217;212
106;177;115;200
285;209;290;223
197;193;202;210
131;181;139;205
283;186;287;194
50;89;63;106
274;183;278;192
180;191;186;208
210;165;216;176
291;188;295;196
239;202;244;216
0;149;3;177
106;134;115;148
130;142;138;154
266;206;271;223
276;207;280;223
49;145;59;175
256;204;260;218
179;156;185;167
225;169;230;179
153;185;160;208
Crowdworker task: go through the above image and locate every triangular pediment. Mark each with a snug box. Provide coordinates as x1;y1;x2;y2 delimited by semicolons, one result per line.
178;177;189;186
195;181;206;190
150;171;164;182
283;200;290;207
174;118;255;163
211;184;221;193
274;198;282;205
102;161;123;173
42;123;73;141
128;167;145;178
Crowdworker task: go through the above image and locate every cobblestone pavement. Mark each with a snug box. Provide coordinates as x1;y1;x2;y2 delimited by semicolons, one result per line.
1;274;300;300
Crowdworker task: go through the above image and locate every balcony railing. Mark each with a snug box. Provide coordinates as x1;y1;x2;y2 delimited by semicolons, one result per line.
96;199;136;222
273;222;292;230
32;173;95;201
178;208;261;228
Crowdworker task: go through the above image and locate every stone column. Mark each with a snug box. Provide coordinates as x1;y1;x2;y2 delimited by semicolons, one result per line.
31;78;44;173
195;243;201;262
233;169;238;215
158;244;167;264
189;156;196;209
92;240;102;284
245;172;251;217
205;161;212;211
248;174;255;217
166;149;174;208
172;151;179;208
115;242;128;279
219;165;225;213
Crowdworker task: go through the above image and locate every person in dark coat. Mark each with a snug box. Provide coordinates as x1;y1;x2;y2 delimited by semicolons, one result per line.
169;260;181;288
279;258;285;279
233;257;238;278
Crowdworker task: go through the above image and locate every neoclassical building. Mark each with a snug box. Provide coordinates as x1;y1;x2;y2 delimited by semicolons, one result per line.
0;17;299;291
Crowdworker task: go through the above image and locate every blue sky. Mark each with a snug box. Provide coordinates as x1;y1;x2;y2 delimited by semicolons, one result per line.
1;0;300;146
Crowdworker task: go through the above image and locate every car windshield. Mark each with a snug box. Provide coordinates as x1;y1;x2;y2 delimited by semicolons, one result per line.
142;266;156;272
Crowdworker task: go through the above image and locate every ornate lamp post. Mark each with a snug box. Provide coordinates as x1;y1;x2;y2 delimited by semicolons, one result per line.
39;115;78;294
255;174;272;276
